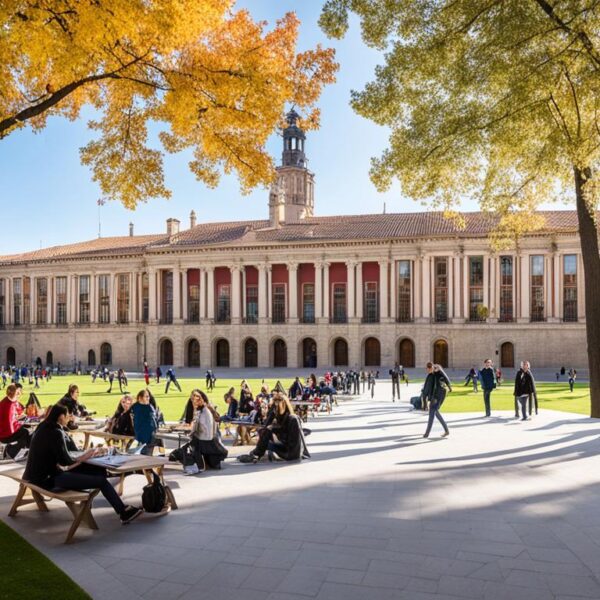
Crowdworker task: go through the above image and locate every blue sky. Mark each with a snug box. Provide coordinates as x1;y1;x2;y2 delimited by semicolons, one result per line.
0;2;498;253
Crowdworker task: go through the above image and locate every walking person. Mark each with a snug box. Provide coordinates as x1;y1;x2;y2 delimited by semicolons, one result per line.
155;366;162;384
106;370;115;393
390;364;401;402
513;360;536;421
479;359;497;417
568;368;577;392
422;363;452;438
143;361;150;386
165;368;182;394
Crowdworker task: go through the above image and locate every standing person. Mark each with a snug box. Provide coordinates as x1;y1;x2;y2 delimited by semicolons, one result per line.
0;384;31;460
422;363;451;439
360;370;366;393
205;370;212;390
390;364;401;402
479;359;497;417
370;374;376;399
568;368;577;393
164;368;182;394
513;361;536;421
23;403;142;524
143;361;150;386
117;368;128;394
107;370;115;393
155;366;162;384
131;389;159;455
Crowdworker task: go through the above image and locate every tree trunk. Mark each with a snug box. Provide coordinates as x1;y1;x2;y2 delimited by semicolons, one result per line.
573;166;600;417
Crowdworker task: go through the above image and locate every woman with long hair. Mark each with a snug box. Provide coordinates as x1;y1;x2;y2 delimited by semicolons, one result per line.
131;389;159;455
422;363;452;438
23;403;142;524
106;395;134;436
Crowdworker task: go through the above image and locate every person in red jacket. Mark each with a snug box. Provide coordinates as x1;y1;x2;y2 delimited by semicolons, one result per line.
0;383;31;459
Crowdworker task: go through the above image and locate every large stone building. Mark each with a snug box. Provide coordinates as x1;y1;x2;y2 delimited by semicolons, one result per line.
0;112;588;371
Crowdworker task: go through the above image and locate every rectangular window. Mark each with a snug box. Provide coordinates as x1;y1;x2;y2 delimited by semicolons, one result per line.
56;276;67;324
217;284;231;322
98;275;110;323
13;278;22;326
363;281;379;323
530;255;545;322
397;260;412;323
22;277;30;325
272;283;286;323
161;271;173;324
245;285;258;323
434;257;448;322
469;256;484;321
332;283;347;323
563;254;578;322
117;274;129;323
142;273;149;323
0;279;5;326
302;283;315;323
79;275;90;324
188;283;199;323
36;278;48;324
499;256;513;322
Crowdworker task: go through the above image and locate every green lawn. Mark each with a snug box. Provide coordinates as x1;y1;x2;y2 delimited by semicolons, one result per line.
443;382;591;415
16;375;295;421
0;520;90;599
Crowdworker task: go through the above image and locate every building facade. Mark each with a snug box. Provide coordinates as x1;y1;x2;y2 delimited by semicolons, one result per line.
0;113;587;371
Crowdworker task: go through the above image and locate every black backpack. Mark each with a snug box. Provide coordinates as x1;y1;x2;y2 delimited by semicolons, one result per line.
141;471;167;513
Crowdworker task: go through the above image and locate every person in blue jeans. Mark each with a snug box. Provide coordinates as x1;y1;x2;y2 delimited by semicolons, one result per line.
479;359;497;417
164;368;182;393
132;389;159;455
422;362;452;438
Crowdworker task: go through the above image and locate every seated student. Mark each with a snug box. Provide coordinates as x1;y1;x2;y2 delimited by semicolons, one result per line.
238;383;254;416
0;383;31;460
131;389;159;455
146;389;166;428
188;391;227;472
288;377;304;400
238;393;304;464
234;399;264;446
181;391;198;425
23;403;142;524
60;384;88;428
107;395;134;437
220;388;238;436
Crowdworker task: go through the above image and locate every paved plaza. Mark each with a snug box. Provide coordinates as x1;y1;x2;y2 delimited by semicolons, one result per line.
2;382;600;599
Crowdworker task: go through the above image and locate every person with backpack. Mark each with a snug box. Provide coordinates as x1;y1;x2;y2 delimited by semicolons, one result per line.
422;362;452;438
513;361;536;421
479;358;497;417
238;393;304;463
23;403;142;524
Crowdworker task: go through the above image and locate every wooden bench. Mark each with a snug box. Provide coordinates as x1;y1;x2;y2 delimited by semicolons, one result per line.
1;468;99;544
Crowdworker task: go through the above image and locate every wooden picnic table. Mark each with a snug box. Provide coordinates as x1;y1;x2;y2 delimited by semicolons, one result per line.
291;398;332;418
81;429;134;451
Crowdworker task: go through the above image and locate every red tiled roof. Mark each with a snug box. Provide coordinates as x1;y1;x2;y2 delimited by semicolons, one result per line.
0;211;579;265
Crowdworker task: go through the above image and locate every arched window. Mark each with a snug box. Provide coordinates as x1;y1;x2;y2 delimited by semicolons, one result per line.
6;347;15;365
364;337;381;366
88;349;96;367
100;342;112;365
302;338;317;368
398;338;415;368
273;339;287;367
433;339;448;368
501;342;514;368
159;339;173;365
46;351;53;366
244;338;257;368
333;338;348;367
216;339;229;367
186;339;200;367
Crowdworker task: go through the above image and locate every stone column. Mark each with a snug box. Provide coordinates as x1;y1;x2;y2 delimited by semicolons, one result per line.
414;258;422;320
544;255;553;322
47;276;53;324
148;268;157;323
199;268;206;322
258;264;268;323
181;269;188;322
577;253;585;322
90;274;96;323
128;272;134;323
230;265;241;324
267;265;273;321
66;275;72;324
206;266;215;321
322;262;330;321
346;260;356;321
241;267;247;320
519;254;530;322
172;267;181;323
355;261;363;320
379;259;389;321
447;258;454;321
389;260;397;322
483;254;489;321
488;256;498;323
31;276;37;325
553;254;561;320
463;255;470;321
315;262;323;320
421;256;431;321
288;262;298;323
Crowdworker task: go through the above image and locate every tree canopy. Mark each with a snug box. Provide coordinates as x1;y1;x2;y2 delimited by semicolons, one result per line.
320;0;600;236
1;1;337;207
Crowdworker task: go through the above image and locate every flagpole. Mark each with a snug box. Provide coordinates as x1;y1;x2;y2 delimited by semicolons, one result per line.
97;198;105;237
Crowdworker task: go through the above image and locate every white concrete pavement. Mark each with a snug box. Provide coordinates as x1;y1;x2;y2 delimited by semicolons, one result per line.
2;382;600;599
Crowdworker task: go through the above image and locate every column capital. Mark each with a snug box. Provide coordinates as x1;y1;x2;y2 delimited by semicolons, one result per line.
345;259;358;268
229;264;243;273
205;265;215;273
287;261;299;271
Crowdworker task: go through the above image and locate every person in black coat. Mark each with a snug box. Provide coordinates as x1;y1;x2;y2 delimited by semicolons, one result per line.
422;362;452;438
479;359;497;417
238;393;303;463
513;361;536;421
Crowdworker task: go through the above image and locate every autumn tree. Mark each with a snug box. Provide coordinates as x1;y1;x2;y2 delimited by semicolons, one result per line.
0;1;336;206
321;0;600;416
